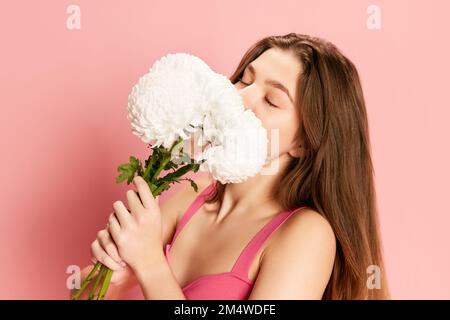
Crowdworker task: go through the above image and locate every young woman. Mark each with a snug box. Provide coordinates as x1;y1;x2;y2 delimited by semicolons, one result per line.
75;33;390;300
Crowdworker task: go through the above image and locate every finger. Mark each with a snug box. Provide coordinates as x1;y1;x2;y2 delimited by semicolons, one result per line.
133;176;156;210
108;214;122;245
112;201;132;228
109;267;129;285
97;229;124;266
109;265;132;285
126;189;143;214
90;239;123;271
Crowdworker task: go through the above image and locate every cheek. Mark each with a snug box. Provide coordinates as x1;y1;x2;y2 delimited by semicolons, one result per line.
263;115;297;158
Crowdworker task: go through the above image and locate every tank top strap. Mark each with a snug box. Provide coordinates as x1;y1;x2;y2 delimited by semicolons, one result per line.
231;206;308;279
169;182;216;245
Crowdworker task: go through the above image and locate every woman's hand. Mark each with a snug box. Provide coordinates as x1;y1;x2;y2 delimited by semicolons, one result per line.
107;175;163;273
90;227;135;286
74;263;136;299
91;228;125;271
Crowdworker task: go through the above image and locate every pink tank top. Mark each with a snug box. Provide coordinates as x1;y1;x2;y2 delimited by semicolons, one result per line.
164;183;307;300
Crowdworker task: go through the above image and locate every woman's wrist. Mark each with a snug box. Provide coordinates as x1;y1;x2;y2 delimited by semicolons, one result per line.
132;250;167;282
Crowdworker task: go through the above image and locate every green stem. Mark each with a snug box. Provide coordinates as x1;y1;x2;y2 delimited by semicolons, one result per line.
153;180;170;196
71;261;102;300
142;154;153;181
151;158;171;184
88;264;106;300
151;138;184;182
97;268;113;300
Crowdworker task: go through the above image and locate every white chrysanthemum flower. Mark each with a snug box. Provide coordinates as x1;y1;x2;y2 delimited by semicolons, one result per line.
127;52;268;183
199;73;245;146
127;53;213;149
190;74;268;183
197;109;268;184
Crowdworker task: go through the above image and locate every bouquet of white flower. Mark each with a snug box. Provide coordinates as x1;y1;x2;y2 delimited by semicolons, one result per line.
71;53;268;300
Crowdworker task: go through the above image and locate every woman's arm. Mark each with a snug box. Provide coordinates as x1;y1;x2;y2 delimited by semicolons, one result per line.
247;209;336;300
133;255;186;300
125;177;214;300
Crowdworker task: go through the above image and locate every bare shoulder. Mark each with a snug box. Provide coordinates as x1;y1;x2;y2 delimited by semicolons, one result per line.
264;208;336;266
248;208;336;299
160;175;214;247
277;208;335;245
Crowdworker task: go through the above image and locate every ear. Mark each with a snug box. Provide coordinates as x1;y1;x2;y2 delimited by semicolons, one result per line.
288;145;304;158
287;137;305;158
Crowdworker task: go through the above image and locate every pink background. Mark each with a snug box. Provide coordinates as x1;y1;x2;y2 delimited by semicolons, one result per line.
0;0;449;299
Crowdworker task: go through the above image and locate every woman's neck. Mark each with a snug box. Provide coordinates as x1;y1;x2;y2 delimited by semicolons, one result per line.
212;153;293;224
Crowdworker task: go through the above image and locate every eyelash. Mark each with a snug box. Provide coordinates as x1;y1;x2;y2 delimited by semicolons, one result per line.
237;79;279;108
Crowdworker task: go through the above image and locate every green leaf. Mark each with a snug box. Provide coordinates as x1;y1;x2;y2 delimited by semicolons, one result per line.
163;160;179;171
188;178;198;192
163;164;197;181
116;155;143;185
192;163;200;173
118;163;131;171
129;156;137;166
115;171;129;184
137;162;144;177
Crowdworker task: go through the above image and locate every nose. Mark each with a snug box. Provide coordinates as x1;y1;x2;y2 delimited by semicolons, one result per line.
234;83;260;113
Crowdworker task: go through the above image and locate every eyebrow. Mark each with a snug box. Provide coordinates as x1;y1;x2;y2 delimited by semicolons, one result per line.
246;63;294;104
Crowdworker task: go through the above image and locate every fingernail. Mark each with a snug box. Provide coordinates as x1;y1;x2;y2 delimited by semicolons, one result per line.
120;261;127;267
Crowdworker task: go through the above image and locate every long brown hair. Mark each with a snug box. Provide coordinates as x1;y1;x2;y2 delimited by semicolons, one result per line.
204;33;390;299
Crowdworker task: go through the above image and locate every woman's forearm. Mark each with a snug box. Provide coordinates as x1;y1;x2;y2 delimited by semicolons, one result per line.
134;257;186;300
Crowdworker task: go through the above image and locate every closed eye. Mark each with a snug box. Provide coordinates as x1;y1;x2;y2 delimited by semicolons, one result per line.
237;79;279;108
237;78;249;86
264;97;278;108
